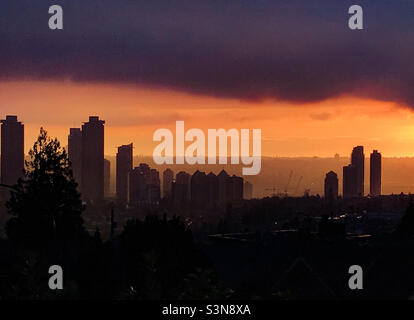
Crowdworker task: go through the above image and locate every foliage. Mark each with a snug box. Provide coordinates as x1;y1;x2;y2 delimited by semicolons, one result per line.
5;128;84;250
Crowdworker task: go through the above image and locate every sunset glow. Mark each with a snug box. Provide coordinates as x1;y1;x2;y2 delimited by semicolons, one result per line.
1;81;414;158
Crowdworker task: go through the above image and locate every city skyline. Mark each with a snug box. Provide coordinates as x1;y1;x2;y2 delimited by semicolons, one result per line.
0;113;389;200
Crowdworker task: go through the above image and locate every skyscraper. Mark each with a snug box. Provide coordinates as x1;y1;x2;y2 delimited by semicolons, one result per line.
244;181;253;199
230;175;244;204
172;171;190;204
162;168;174;198
104;158;111;198
148;168;161;203
370;150;381;196
81;116;105;203
206;172;219;206
343;165;357;199
129;163;160;206
351;146;364;197
217;169;231;206
191;170;208;206
324;171;338;200
68;128;82;188
116;143;133;204
129;166;146;206
0;115;24;189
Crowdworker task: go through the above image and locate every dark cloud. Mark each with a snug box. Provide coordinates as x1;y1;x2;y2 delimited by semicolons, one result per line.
1;0;414;106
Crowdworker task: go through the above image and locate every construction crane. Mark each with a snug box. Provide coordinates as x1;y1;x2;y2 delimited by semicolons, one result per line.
265;187;278;197
294;176;303;196
264;173;278;197
284;170;293;196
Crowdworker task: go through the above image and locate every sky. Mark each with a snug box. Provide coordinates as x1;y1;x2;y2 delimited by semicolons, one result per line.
1;0;414;157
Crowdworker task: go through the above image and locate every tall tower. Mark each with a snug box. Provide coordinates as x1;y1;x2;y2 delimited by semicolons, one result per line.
191;170;208;207
128;163;159;206
351;146;364;197
206;172;219;206
244;181;253;200
104;158;111;198
68;128;82;189
1;115;24;188
231;175;244;204
343;165;357;199
129;166;146;207
370;150;381;196
116;143;133;204
324;171;338;200
149;168;161;203
172;171;190;204
217;169;231;206
162;168;174;198
81;116;105;203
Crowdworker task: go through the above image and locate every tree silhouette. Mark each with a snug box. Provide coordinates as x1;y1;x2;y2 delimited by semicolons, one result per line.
397;199;414;236
118;215;209;299
5;128;84;251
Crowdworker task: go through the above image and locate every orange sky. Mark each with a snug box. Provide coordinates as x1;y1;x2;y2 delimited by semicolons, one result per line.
1;80;414;158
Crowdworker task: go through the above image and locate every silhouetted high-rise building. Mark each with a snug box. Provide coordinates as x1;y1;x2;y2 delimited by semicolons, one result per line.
230;175;244;204
148;168;161;203
138;163;151;177
129;163;160;206
104;158;111;198
351;146;364;197
130;163;150;205
129;166;146;206
370;150;381;196
217;169;231;206
216;170;244;206
191;170;208;206
68;128;82;189
162;168;174;198
172;171;190;204
324;171;338;200
81;116;105;203
1;116;24;190
244;181;253;199
343;165;357;199
207;172;219;206
116;143;133;204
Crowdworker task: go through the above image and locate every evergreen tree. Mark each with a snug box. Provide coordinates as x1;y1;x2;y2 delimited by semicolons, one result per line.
397;199;414;236
5;128;84;250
